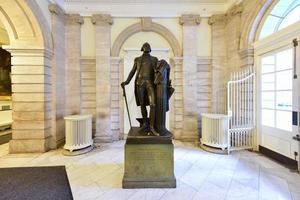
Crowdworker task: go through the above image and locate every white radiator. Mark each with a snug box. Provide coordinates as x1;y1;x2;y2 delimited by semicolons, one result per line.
64;115;93;152
201;113;229;150
200;67;255;154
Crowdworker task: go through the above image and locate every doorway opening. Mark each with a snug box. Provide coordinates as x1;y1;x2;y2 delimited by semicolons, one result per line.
0;22;12;145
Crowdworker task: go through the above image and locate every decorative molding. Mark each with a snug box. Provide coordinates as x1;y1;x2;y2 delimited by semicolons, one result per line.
63;0;235;17
91;14;113;25
208;4;242;26
227;4;243;17
6;48;53;59
179;14;201;26
48;3;65;16
197;57;212;65
238;48;254;59
65;14;84;25
141;17;152;31
208;14;226;25
80;57;96;65
111;18;181;56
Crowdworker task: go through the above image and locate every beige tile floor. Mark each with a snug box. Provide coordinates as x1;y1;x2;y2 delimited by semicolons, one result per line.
0;140;300;200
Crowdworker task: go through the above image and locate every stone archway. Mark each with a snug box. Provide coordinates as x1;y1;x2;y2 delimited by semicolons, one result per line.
239;0;273;50
111;18;182;57
0;0;53;153
110;18;183;139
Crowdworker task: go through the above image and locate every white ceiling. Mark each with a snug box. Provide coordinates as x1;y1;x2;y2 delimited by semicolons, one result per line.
57;0;240;17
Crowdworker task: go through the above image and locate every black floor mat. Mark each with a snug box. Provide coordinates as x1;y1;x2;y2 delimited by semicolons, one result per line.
0;166;73;200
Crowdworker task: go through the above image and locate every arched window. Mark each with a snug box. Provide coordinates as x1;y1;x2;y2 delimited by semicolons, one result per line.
259;0;300;39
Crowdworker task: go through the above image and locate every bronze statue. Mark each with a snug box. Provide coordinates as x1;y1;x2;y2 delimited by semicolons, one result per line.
154;60;174;136
121;42;174;137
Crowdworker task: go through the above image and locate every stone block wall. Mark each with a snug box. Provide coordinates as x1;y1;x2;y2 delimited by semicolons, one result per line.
197;57;212;135
208;1;259;114
80;58;96;135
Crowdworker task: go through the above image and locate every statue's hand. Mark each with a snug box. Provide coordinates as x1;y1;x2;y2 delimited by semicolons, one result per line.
121;81;128;88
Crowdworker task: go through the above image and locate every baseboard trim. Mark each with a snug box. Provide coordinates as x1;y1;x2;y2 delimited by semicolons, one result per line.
259;145;298;170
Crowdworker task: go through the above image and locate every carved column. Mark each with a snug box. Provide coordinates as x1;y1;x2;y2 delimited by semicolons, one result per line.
65;14;83;115
49;4;66;148
208;14;227;114
171;57;183;139
91;14;114;143
179;15;201;141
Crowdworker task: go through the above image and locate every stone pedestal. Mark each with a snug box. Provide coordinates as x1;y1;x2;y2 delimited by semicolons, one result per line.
122;127;176;188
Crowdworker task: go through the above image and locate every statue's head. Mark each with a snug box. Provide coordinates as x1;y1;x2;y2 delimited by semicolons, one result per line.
141;42;151;53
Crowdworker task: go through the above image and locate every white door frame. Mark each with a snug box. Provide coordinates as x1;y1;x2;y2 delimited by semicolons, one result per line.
254;22;300;161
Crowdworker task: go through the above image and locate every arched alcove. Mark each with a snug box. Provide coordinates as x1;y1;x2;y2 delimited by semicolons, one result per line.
0;0;54;153
111;18;182;139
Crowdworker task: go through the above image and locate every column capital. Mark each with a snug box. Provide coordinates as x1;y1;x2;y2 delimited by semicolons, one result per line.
65;14;84;25
208;14;227;25
91;14;113;26
179;14;201;26
48;3;65;16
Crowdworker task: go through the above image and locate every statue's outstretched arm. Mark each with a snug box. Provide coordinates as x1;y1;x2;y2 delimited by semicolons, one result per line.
122;62;137;86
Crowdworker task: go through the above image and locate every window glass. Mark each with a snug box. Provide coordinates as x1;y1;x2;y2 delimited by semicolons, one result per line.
259;1;300;39
278;5;300;30
276;70;292;90
262;109;275;127
276;110;292;131
260;16;281;38
262;92;275;109
262;74;275;91
276;49;293;70
271;0;295;16
260;48;293;131
262;55;275;65
276;91;292;110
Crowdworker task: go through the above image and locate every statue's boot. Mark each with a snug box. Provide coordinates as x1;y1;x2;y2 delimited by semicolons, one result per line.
149;106;160;136
138;105;148;134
